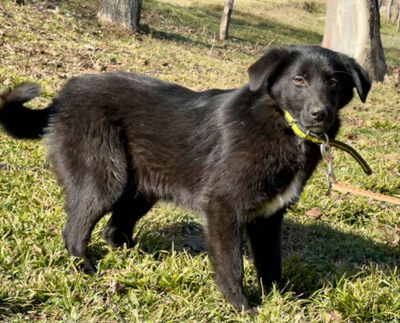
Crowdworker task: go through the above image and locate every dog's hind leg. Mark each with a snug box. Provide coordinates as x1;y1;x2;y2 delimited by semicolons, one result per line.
52;124;129;275
60;167;128;275
62;192;111;275
102;190;155;248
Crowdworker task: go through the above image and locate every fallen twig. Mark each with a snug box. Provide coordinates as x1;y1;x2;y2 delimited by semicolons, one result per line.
332;182;400;205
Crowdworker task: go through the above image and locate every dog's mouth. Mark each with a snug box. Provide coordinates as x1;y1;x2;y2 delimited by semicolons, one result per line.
295;121;331;135
302;123;330;134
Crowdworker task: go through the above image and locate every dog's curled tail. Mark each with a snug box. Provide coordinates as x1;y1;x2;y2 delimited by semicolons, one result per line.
0;82;55;139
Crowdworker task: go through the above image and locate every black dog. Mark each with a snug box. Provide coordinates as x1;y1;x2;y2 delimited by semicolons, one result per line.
0;46;371;312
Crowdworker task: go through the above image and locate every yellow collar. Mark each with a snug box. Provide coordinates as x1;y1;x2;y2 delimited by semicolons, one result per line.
284;110;372;175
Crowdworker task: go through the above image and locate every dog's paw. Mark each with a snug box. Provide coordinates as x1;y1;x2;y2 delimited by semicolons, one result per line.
250;306;259;316
102;229;135;249
74;258;97;276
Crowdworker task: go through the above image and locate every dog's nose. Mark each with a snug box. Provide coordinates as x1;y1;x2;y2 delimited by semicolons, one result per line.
310;108;327;121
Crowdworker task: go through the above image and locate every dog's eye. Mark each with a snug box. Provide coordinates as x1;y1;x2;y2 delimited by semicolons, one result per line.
294;77;305;85
329;79;339;87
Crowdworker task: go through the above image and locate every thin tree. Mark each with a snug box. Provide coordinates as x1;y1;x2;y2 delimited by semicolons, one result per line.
220;0;234;41
322;0;387;81
387;0;394;20
398;7;400;32
98;0;142;30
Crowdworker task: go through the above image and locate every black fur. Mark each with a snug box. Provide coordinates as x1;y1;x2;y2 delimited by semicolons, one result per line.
0;82;57;139
0;46;371;312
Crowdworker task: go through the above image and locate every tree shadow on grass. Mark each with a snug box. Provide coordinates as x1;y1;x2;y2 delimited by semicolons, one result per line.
147;3;323;53
149;30;212;50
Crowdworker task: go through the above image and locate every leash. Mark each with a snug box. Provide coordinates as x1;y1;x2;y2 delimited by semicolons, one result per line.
283;110;372;189
283;110;400;206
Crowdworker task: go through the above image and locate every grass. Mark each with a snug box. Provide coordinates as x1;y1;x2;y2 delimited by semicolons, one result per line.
1;0;400;321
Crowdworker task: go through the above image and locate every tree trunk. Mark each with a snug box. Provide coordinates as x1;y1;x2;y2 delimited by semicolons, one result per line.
397;9;400;32
387;0;393;21
97;0;142;30
322;0;387;82
220;0;234;41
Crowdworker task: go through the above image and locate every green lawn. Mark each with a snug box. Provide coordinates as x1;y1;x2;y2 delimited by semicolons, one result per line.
1;0;400;321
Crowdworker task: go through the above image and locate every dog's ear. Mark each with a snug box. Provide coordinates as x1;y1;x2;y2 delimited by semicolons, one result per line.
247;47;291;92
346;59;371;103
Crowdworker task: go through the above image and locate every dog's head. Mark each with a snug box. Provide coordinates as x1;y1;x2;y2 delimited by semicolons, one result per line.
247;46;371;134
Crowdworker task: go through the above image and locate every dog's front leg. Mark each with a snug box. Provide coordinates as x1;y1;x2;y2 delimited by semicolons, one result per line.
245;209;284;290
205;198;252;312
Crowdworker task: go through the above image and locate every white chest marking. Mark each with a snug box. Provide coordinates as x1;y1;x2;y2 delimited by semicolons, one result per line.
256;173;303;217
